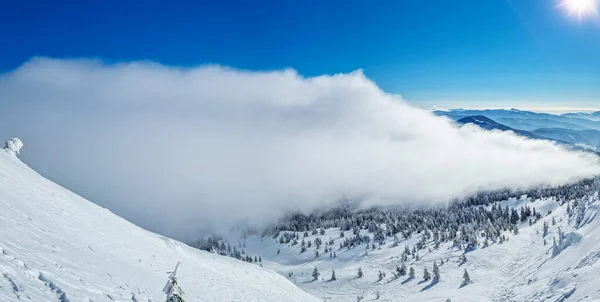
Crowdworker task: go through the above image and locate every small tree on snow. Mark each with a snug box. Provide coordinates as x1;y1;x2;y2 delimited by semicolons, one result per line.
357;267;363;278
576;201;586;228
312;266;320;280
330;269;336;281
432;262;440;282
3;138;23;156
164;262;185;302
409;267;415;279
398;263;407;276
378;270;385;281
462;269;472;286
423;267;431;281
552;236;559;257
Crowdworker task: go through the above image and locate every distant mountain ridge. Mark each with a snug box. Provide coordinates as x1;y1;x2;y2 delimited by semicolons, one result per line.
562;111;600;122
456;115;543;140
438;109;600;151
435;108;600;131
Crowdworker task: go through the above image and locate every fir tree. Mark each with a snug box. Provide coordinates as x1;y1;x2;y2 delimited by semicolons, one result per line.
312;266;320;281
378;270;385;281
357;267;363;278
409;267;415;279
330;269;336;281
398;263;407;276
462;269;472;285
552;236;559;257
423;267;431;281
164;262;185;302
432;262;440;282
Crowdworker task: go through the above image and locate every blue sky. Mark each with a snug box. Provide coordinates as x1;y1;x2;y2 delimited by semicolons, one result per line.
1;0;599;109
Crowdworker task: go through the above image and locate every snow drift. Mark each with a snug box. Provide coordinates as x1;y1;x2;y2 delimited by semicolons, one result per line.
1;58;600;239
0;144;318;301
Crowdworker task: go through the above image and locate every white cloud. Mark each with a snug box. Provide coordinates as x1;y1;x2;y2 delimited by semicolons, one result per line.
1;57;599;239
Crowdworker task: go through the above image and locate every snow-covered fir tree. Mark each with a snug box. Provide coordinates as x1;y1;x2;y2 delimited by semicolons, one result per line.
312;266;320;280
462;269;472;286
423;267;431;281
163;263;185;302
432;262;440;282
398;263;407;276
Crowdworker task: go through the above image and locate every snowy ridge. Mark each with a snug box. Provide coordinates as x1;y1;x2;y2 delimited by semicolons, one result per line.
0;150;318;301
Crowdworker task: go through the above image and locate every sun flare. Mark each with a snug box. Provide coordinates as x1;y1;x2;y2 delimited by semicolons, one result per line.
559;0;599;20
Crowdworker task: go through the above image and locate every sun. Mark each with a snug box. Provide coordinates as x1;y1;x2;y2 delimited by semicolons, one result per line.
558;0;599;21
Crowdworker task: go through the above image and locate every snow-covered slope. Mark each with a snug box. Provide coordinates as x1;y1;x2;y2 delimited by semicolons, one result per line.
239;192;600;301
0;148;318;301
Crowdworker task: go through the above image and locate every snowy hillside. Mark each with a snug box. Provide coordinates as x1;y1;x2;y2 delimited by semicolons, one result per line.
3;137;600;302
225;185;600;301
0;144;318;301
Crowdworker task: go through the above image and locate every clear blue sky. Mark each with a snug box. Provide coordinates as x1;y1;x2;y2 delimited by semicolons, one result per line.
1;0;599;108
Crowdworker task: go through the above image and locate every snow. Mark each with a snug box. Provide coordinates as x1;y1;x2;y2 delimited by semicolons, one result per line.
3;138;23;156
0;150;318;301
2;138;600;302
239;195;600;301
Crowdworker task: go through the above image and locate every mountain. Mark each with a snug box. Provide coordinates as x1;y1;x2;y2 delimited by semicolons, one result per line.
435;109;600;131
4;137;600;302
456;115;543;140
230;181;600;301
455;115;600;151
0;143;318;302
531;128;600;150
562;111;600;122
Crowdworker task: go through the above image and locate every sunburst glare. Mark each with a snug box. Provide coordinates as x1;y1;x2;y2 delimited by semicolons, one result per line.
558;0;599;21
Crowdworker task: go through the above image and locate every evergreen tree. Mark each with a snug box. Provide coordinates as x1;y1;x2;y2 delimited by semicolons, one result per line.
357;267;363;278
423;267;431;281
432;262;440;282
378;270;385;281
558;227;564;247
312;266;320;280
330;269;336;281
164;262;185;302
552;236;559;257
409;267;415;279
462;269;472;285
399;263;407;276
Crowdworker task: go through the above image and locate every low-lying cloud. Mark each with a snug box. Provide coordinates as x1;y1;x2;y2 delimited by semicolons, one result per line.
1;57;599;239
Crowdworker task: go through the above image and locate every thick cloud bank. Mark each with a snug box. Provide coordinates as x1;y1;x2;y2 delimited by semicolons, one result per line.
1;57;599;239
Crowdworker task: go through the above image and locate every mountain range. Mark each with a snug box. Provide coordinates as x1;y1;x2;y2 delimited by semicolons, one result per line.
437;109;600;151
